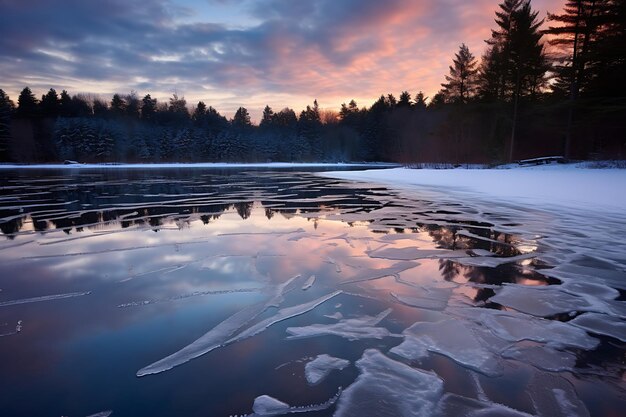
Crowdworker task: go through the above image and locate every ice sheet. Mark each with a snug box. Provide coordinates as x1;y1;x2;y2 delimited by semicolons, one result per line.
472;309;599;349
301;275;315;291
435;393;535;417
390;319;502;376
227;291;342;342
117;288;261;308
391;292;449;311
252;395;290;415
367;247;469;261
0;291;90;307
528;372;591;417
568;312;626;342
85;412;113;417
137;301;268;376
501;344;576;372
304;354;349;385
341;261;418;284
489;285;592;317
240;389;342;416
334;349;443;417
286;308;393;341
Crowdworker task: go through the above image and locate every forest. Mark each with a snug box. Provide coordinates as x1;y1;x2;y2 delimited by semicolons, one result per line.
0;0;624;164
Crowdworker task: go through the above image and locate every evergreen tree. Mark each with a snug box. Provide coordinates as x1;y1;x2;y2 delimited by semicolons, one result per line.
339;100;360;124
414;91;428;110
141;94;157;120
483;0;524;100
587;0;626;96
232;106;251;127
545;0;602;97
398;91;412;108
273;108;298;128
168;93;189;120
40;88;59;118
260;105;274;128
479;0;548;160
193;101;207;122
16;87;38;118
59;90;73;117
110;94;126;116
441;44;479;103
0;89;14;161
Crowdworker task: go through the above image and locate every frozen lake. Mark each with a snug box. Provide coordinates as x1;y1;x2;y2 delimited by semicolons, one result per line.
0;167;624;416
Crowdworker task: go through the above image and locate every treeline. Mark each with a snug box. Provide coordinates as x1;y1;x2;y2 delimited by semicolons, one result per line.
0;0;624;164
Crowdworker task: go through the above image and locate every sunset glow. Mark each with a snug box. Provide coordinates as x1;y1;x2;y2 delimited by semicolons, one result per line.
1;0;566;120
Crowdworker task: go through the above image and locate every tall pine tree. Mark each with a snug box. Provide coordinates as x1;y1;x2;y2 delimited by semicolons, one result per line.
441;44;479;103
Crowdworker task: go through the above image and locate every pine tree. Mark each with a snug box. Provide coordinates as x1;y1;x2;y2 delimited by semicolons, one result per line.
59;90;73;117
168;94;189;120
260;105;274;128
441;44;479;103
193;101;207;122
40;88;59;118
398;91;412;108
545;0;602;98
587;0;626;97
141;94;157;120
414;91;428;110
232;107;251;127
0;89;14;161
479;0;548;160
110;94;126;116
16;87;38;118
480;0;547;101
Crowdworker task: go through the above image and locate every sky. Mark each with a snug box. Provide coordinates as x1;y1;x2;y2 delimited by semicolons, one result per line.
0;0;565;121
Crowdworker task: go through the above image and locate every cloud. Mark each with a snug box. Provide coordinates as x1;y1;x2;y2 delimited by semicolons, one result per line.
0;0;566;120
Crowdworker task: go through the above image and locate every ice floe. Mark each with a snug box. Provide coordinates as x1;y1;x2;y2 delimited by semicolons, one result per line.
390;292;449;311
390;319;502;376
435;393;535;417
0;291;90;307
489;285;593;317
501;344;577;372
137;300;268;376
461;308;599;350
286;308;394;341
335;349;443;417
301;275;315;291
230;291;342;342
117;288;261;308
527;372;591;417
85;411;113;417
239;388;342;416
304;354;350;385
341;261;418;284
568;312;626;342
252;396;290;415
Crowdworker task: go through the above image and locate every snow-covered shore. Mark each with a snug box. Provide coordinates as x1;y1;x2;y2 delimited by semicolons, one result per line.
321;163;626;214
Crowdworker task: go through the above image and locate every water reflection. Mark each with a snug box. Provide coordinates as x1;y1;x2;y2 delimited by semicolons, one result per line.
0;168;623;417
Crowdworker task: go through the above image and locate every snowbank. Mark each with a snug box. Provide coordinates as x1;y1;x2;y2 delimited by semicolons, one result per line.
321;164;626;214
